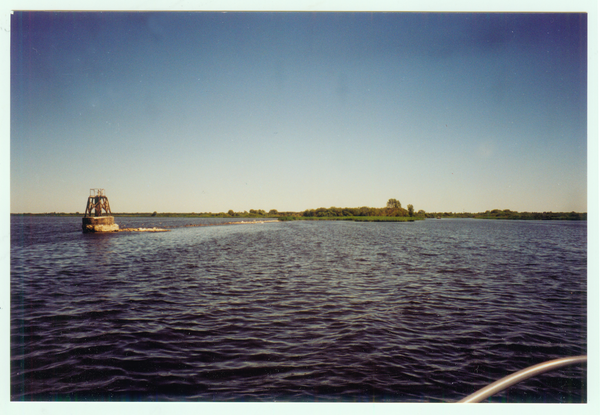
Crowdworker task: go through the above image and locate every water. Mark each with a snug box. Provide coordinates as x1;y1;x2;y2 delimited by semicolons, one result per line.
10;216;587;402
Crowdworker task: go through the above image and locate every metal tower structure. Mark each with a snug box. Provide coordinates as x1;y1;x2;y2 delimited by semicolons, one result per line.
82;189;119;232
84;189;112;217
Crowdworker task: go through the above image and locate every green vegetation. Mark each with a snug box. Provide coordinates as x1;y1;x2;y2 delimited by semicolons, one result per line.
424;209;587;220
299;204;414;218
279;216;418;222
472;209;587;221
11;202;586;221
386;198;401;209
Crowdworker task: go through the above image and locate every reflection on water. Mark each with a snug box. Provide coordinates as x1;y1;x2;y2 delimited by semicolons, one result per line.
81;233;118;264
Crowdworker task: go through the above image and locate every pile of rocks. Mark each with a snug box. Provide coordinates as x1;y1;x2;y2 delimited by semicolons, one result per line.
118;228;170;232
82;216;119;233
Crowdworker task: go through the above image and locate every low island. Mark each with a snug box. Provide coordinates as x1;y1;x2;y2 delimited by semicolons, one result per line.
14;199;586;222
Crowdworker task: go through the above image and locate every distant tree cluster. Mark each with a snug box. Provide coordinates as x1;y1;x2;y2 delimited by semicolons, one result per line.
386;198;401;209
13;198;426;219
21;200;586;221
424;209;587;220
473;209;587;220
301;199;420;218
215;199;421;219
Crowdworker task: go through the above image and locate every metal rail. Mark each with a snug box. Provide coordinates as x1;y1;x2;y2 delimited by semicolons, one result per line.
458;355;587;403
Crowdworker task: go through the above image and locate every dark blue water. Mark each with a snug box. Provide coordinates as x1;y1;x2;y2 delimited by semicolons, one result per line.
10;216;587;402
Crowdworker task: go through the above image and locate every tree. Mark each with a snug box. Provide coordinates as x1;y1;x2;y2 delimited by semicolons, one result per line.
407;204;414;217
227;210;235;216
386;198;401;209
359;206;371;216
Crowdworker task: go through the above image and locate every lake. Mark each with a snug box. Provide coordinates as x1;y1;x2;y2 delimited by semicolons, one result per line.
10;216;587;402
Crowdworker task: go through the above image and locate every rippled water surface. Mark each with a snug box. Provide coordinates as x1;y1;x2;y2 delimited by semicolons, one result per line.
11;217;587;402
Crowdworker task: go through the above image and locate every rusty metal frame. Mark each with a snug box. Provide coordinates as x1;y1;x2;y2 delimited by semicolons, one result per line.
84;188;113;217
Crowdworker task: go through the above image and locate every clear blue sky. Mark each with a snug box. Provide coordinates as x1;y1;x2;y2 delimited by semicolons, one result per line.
9;8;589;213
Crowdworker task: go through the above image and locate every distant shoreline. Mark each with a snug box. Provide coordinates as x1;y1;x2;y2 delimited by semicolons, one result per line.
10;211;587;221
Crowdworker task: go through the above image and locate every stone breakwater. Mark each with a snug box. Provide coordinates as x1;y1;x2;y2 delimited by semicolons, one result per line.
118;228;170;232
83;224;120;232
82;216;119;233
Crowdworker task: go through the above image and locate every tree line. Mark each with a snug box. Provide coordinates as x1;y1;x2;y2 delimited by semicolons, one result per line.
214;203;586;221
13;201;586;220
298;199;421;218
419;209;587;220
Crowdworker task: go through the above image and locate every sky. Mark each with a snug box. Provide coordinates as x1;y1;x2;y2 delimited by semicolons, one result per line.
8;6;592;214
